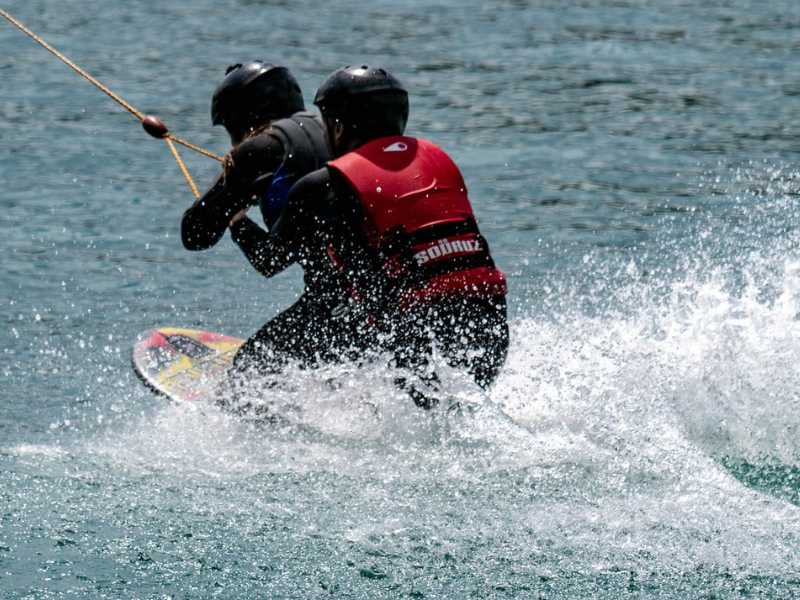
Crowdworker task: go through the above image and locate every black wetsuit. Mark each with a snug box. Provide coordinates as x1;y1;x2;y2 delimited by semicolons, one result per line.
181;113;358;372
275;167;509;404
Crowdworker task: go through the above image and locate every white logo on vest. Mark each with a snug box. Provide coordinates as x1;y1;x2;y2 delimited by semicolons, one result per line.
414;237;483;266
382;142;408;153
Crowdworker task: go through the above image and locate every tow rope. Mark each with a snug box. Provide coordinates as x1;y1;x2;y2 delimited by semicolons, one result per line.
1;9;223;199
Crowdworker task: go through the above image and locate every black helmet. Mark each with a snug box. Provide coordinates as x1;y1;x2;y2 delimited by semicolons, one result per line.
211;61;304;140
314;65;409;139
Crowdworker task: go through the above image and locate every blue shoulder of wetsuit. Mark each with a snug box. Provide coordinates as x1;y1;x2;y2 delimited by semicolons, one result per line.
258;164;294;230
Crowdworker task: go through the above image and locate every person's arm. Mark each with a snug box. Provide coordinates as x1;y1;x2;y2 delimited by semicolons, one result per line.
229;214;295;278
180;133;284;251
180;172;236;250
224;167;333;279
271;167;342;249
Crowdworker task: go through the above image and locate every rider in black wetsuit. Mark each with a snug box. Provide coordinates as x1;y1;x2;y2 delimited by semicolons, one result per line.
180;62;353;374
267;66;509;405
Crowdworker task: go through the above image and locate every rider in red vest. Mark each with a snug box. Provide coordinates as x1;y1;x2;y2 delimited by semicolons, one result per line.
272;65;509;406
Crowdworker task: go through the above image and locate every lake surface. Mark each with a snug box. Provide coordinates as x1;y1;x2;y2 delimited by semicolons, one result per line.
2;0;800;597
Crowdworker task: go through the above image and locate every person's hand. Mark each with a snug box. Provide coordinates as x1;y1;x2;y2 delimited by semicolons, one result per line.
229;207;249;228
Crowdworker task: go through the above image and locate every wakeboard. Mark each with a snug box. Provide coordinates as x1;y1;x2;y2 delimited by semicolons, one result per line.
132;327;243;403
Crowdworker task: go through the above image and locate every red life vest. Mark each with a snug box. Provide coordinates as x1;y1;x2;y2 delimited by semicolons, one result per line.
328;136;507;306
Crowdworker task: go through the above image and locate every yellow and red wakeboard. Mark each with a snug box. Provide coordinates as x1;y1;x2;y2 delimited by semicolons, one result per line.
132;327;244;403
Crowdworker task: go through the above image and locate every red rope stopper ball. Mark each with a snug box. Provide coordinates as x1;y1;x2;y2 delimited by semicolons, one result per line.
142;115;169;139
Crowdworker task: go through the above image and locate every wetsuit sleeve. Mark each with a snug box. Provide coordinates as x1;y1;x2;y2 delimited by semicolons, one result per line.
229;215;295;278
271;167;344;250
180;133;284;250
